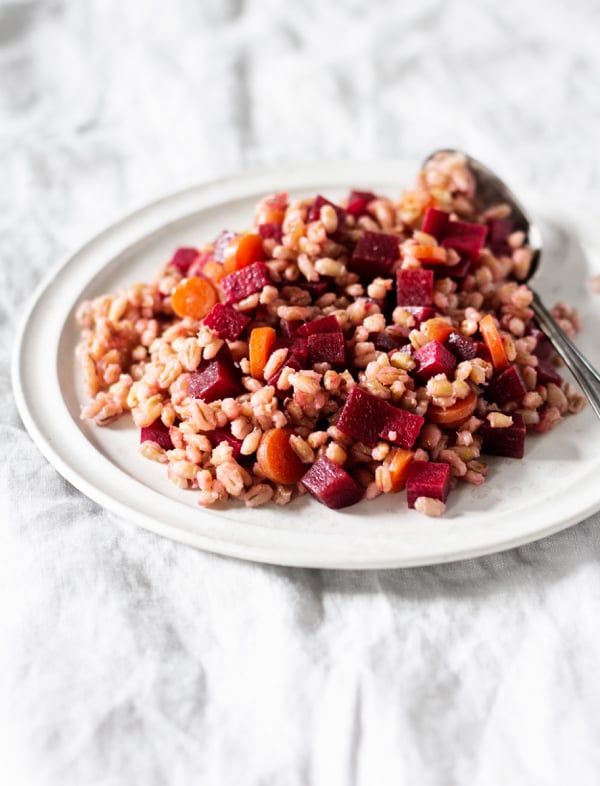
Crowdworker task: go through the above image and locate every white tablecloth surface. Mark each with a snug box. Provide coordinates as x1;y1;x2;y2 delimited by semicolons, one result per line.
2;1;600;783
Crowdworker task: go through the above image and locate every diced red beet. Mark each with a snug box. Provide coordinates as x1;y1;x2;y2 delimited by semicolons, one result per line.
530;327;554;362
267;357;301;399
337;387;424;449
293;280;330;300
207;427;243;459
479;413;526;459
222;262;271;304
343;344;358;377
280;318;302;338
336;387;387;447
349;231;399;278
414;340;457;381
168;247;200;274
406;461;450;508
213;230;237;262
307;195;346;235
296;314;341;337
288;337;309;367
536;359;563;387
188;356;243;402
307;332;345;367
403;305;437;326
488;218;514;244
258;223;283;243
487;218;514;257
187;252;213;278
396;268;434;306
307;195;329;223
346;197;370;218
140;418;174;450
271;336;291;353
346;190;377;218
422;207;450;240
475;341;491;361
444;254;472;279
348;190;377;203
203;303;250;341
442;220;488;260
445;332;479;361
301;457;364;509
370;331;401;352
378;405;425;450
249;305;271;326
269;335;308;368
486;364;527;405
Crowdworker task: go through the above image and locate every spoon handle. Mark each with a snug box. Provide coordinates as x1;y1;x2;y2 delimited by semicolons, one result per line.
530;291;600;419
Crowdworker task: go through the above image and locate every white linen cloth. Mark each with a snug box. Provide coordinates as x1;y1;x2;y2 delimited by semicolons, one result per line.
2;0;600;783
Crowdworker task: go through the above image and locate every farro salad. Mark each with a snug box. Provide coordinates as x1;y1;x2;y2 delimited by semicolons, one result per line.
76;152;585;516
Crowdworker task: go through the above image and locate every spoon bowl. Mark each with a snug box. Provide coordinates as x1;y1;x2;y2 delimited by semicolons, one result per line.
423;149;600;419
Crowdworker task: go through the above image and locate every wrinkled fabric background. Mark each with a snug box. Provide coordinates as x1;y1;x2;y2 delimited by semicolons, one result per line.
2;1;600;784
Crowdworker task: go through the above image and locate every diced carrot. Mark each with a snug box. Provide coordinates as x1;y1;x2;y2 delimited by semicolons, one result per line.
222;259;237;277
256;428;305;485
384;448;414;492
171;276;218;320
237;233;266;266
479;314;508;370
257;206;286;224
421;317;455;344
411;244;447;264
255;192;287;225
222;236;240;267
201;258;227;284
427;390;478;428
249;326;276;379
223;233;265;276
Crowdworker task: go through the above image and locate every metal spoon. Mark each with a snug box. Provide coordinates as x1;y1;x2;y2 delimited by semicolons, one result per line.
423;150;600;420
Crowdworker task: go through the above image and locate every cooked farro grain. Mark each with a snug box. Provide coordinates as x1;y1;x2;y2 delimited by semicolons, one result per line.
414;496;446;517
487;412;514;429
325;442;348;466
76;152;586;516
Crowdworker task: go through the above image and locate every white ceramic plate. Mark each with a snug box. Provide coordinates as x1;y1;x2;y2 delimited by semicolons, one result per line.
12;161;600;569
